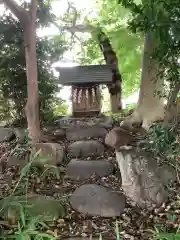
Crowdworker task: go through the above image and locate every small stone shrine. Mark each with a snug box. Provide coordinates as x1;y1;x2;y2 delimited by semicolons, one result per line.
55;64;114;117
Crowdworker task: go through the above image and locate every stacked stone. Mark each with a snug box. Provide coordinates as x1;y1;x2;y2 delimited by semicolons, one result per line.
62;118;126;218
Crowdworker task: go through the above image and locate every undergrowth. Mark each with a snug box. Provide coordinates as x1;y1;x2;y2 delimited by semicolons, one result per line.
142;123;180;164
0;148;64;239
2;126;180;239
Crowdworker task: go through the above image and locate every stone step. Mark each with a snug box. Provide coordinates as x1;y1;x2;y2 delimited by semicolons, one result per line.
66;159;114;181
66;126;108;141
70;184;126;217
68;140;104;158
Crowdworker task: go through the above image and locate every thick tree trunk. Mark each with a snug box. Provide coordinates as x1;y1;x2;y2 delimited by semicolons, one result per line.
120;32;164;130
24;21;41;143
116;150;169;210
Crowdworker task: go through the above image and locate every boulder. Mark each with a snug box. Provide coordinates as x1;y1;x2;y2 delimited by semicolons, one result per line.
105;127;132;149
70;184;126;217
116;150;168;210
0;194;65;224
31;143;64;167
0;128;15;142
66;126;107;141
66;159;114;180
68;140;104;158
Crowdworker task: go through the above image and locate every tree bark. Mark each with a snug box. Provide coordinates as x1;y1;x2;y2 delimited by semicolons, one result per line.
164;82;180;126
110;92;121;112
120;32;164;130
97;30;122;112
116;150;168;210
24;22;41;143
3;0;41;143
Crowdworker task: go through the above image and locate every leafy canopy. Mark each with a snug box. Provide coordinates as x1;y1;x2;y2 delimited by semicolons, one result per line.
76;0;143;97
0;9;68;125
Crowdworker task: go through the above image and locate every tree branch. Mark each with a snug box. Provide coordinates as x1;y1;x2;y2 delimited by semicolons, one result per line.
53;23;94;34
2;0;29;24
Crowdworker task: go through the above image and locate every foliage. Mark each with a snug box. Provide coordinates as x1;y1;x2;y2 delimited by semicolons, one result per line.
53;103;69;117
118;0;180;109
75;0;143;97
153;225;180;240
142;123;180;169
143;124;176;156
0;148;65;239
0;205;57;240
0;12;67;125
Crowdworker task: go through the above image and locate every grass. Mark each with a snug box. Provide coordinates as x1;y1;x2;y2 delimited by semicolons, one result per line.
0;203;57;240
2;126;180;240
0;149;62;240
153;226;180;240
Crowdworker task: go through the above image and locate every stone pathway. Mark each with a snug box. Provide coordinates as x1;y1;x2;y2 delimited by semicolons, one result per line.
0;115;129;239
61;117;126;218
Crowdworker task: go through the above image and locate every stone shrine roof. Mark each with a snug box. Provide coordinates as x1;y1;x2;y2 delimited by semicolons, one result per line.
55;64;113;85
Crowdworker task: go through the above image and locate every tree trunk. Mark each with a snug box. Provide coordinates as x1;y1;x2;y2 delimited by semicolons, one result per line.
110;93;121;112
116;150;169;210
120;32;164;130
164;82;180;126
24;21;41;143
97;30;122;112
3;0;41;143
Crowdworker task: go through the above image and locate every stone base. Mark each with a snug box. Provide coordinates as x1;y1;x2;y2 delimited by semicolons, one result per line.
73;110;100;118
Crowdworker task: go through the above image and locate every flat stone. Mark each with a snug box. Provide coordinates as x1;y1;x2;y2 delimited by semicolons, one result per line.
31;142;64;167
7;153;29;168
68;140;104;157
66;159;114;180
66;126;108;141
0;128;15;142
0;194;64;223
70;184;126;217
98;115;114;128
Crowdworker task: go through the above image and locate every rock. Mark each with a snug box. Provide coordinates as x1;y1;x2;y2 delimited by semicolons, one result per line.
7;153;29;168
0;128;15;142
66;126;108;141
116;150;168;210
31;143;64;167
53;128;66;139
70;184;125;217
68;140;104;157
157;164;176;185
0;194;65;223
97;115;114;128
105;127;132;149
14;128;26;142
66;159;114;180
